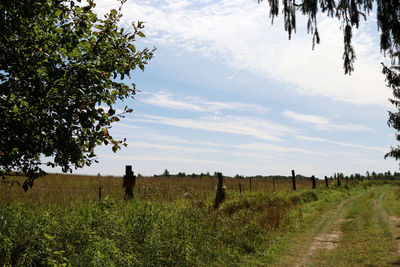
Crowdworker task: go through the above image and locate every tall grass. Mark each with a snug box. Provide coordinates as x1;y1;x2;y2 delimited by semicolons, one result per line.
0;173;328;207
0;173;369;266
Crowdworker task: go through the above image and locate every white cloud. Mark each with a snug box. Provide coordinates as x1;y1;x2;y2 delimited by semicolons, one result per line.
140;91;270;114
132;114;294;141
295;135;387;152
111;123;189;144
126;141;222;154
283;110;371;131
198;141;220;146
229;151;280;161
84;1;398;178
97;0;392;106
283;110;330;124
101;153;233;165
234;142;325;155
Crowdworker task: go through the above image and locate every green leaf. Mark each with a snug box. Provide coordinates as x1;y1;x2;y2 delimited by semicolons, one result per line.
0;0;154;189
12;104;19;113
128;44;136;53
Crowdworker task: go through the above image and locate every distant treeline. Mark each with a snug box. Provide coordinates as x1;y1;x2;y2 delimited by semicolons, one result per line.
148;169;400;180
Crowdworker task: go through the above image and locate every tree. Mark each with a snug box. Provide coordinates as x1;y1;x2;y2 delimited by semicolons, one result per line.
0;0;154;190
163;169;170;177
259;0;400;163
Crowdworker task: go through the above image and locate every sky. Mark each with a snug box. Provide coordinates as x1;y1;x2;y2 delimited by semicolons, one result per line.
61;0;400;178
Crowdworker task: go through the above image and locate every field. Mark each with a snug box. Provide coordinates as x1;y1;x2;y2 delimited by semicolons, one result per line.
0;173;327;207
1;174;400;266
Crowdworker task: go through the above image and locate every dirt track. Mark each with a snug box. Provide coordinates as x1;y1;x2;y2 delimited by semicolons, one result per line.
272;186;400;266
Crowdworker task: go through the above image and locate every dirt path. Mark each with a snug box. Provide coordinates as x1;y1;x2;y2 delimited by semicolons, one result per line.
388;215;400;255
289;193;363;267
271;186;400;266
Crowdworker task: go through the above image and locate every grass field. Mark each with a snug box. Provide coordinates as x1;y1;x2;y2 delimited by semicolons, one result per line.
0;174;396;266
0;173;329;207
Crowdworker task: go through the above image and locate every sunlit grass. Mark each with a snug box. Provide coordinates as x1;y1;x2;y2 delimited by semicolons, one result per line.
0;173;330;207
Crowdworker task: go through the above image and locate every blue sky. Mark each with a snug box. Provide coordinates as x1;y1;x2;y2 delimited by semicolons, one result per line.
67;0;399;178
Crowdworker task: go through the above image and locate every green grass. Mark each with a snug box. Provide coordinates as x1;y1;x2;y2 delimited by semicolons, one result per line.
0;177;395;266
309;186;400;266
250;184;368;266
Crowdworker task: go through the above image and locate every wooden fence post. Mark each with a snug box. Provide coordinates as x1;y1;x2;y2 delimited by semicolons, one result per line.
311;175;316;189
239;182;242;194
214;172;225;209
325;176;329;188
337;174;341;187
123;165;136;200
291;170;296;191
99;187;102;202
273;176;276;192
249;177;252;192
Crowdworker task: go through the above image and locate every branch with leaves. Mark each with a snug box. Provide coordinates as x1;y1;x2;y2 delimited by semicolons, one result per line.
0;0;155;190
259;0;399;74
260;1;400;165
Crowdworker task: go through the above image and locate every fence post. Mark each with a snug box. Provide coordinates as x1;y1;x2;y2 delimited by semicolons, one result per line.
311;175;316;189
291;170;296;191
273;176;276;192
337;173;341;187
99;187;102;202
123;165;136;200
325;176;329;188
239;182;242;193
214;172;225;209
249;177;252;192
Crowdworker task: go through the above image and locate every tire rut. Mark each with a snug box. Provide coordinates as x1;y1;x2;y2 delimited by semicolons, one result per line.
288;191;364;267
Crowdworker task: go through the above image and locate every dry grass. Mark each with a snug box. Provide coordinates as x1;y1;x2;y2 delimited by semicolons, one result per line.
0;173;329;207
